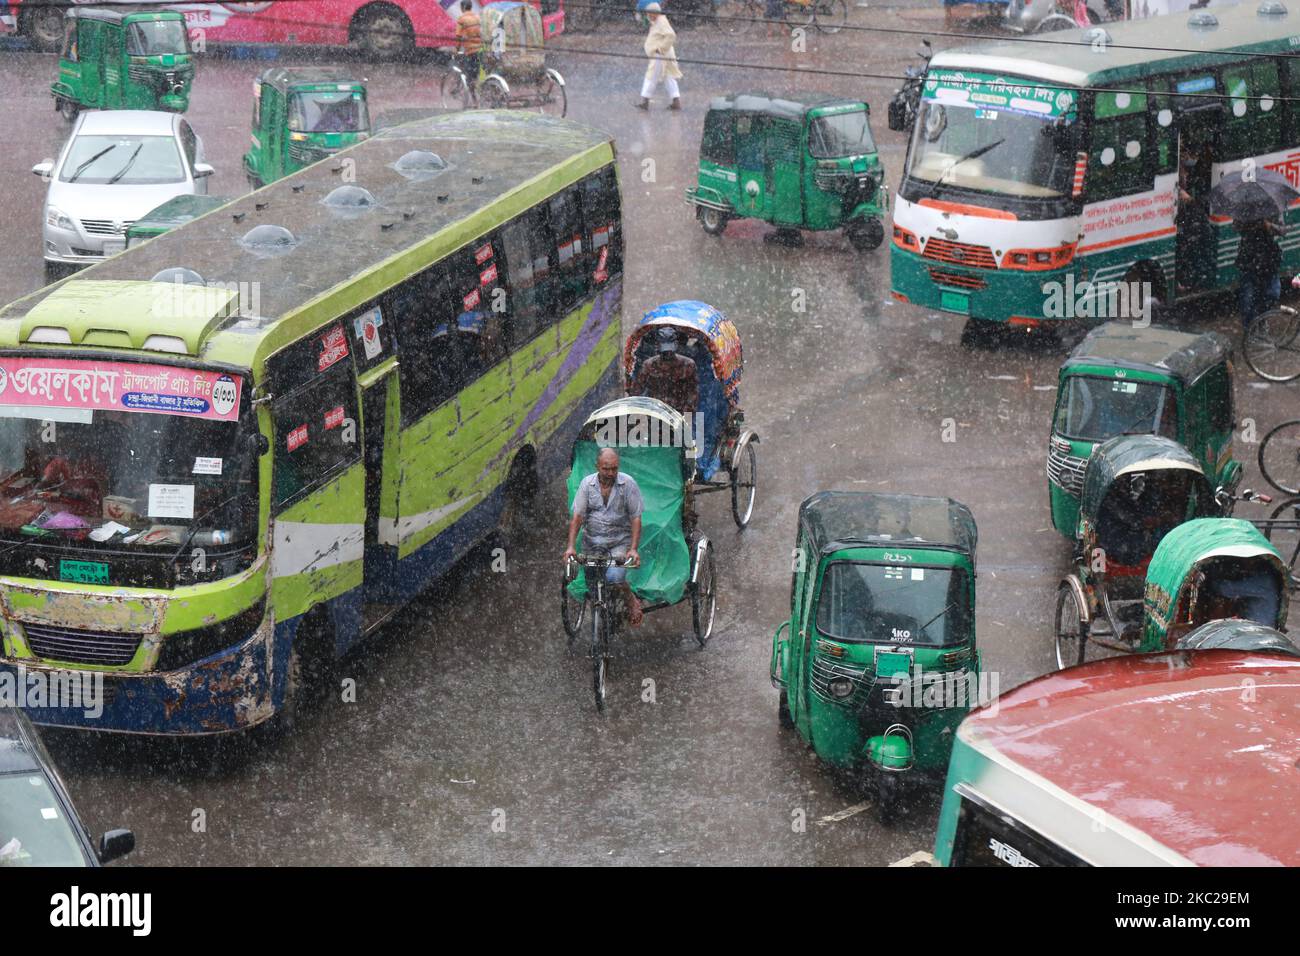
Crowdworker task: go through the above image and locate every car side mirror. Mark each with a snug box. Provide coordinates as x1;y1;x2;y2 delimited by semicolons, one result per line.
32;161;54;178
98;828;135;863
193;162;215;178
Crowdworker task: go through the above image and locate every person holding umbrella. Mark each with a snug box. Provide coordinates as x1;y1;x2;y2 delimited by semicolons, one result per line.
1209;164;1300;328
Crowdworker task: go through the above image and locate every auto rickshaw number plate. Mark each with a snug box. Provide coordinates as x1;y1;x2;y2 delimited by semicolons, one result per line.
875;649;913;679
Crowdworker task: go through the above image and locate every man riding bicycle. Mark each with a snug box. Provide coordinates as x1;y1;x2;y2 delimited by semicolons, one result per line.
564;447;644;626
454;0;483;82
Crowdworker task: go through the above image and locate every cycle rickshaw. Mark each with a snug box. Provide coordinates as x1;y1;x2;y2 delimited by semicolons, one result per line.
624;301;759;529
440;2;566;116
1053;434;1219;668
561;397;718;711
1141;519;1290;651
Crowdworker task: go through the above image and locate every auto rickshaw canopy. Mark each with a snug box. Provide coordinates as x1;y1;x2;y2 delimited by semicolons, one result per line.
61;6;187;28
704;92;866;123
1176;618;1300;658
255;65;365;95
1062;322;1231;385
1144;518;1288;635
798;491;977;560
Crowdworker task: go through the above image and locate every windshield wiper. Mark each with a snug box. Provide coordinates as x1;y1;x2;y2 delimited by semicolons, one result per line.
106;143;144;185
67;144;118;183
927;139;1004;196
918;601;957;639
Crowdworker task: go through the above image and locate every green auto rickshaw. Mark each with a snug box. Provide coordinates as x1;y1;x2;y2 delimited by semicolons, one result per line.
770;491;979;820
686;94;888;251
1049;323;1240;539
125;194;232;249
51;7;193;121
243;67;370;189
1141;518;1289;652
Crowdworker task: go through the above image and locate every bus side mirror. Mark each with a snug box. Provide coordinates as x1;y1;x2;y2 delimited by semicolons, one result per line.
249;432;270;457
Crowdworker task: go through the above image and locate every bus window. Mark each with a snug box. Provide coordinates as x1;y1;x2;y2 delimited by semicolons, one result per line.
1221;61;1282;159
582;166;623;284
388;266;457;422
1148;78;1177;176
501;207;555;347
547;185;589;314
1086;90;1150;201
446;241;506;374
267;324;361;506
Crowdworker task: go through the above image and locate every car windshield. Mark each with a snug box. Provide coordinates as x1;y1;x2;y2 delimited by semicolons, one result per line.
0;360;256;576
0;774;88;867
809;108;874;159
1054;376;1177;442
816;561;970;647
126;19;188;56
905;100;1074;199
60;134;185;185
288;91;368;133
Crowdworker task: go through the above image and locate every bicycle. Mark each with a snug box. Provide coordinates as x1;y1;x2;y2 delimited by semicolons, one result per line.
1242;302;1300;384
712;0;847;36
1259;418;1300;496
563;551;631;712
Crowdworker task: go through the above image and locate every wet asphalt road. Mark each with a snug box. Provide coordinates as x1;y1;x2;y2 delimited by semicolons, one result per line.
2;16;1297;865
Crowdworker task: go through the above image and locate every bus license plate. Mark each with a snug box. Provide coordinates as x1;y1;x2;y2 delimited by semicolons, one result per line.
939;291;970;315
59;560;109;584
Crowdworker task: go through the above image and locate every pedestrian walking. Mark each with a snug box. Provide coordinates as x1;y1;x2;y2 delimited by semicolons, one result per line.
636;3;682;111
1236;217;1285;330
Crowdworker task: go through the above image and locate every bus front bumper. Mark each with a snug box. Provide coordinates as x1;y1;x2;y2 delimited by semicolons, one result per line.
891;250;1072;324
0;614;281;735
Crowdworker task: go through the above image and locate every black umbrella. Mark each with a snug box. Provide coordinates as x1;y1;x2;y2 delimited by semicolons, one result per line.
1208;167;1300;223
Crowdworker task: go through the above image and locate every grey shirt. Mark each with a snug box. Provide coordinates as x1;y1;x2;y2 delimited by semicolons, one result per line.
573;472;644;551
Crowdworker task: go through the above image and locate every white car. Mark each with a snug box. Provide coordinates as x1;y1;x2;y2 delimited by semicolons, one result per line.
33;110;213;282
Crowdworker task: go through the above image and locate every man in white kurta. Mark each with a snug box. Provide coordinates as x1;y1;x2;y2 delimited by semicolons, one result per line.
637;4;682;110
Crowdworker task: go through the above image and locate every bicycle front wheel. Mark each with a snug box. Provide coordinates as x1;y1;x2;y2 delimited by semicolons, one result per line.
1244;308;1300;382
713;0;759;35
1264;496;1300;588
440;70;472;110
591;605;607;712
1260;420;1300;496
814;0;847;33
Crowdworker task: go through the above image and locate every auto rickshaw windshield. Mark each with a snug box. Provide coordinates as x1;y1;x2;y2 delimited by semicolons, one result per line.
816;561;971;647
1054;376;1177;442
288;91;368;133
905;101;1074;199
809;109;875;159
126;20;188;56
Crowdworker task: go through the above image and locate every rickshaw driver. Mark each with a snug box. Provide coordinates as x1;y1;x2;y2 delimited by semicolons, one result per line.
564;448;645;626
634;327;698;415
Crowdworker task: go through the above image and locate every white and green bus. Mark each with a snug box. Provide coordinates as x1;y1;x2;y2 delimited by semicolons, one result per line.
0;111;624;734
891;3;1300;327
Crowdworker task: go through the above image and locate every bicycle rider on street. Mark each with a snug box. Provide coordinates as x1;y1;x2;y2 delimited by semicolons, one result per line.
454;0;482;81
564;447;645;626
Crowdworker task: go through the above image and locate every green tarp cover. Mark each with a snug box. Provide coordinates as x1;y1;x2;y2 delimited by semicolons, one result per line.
566;441;690;605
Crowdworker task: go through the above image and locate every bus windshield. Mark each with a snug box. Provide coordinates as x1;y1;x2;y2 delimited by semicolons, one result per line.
1054;376;1177;442
0;359;256;579
906;97;1075;199
126;20;188;56
816;561;970;647
289;91;368;133
809;108;874;159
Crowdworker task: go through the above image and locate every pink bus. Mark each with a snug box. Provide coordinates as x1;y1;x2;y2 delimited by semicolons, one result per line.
11;0;565;57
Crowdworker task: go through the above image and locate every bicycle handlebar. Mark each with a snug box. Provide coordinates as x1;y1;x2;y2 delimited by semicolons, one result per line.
569;553;630;567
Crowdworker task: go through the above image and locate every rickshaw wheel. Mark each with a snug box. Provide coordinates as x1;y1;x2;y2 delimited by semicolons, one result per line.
57;98;79;123
846;219;884;252
537;72;567;118
1054;583;1089;669
1259;420;1300;495
699;207;729;236
480;76;509;110
730;441;757;528
440;71;472;111
813;0;848;33
691;544;718;647
561;579;585;645
1244;309;1300;383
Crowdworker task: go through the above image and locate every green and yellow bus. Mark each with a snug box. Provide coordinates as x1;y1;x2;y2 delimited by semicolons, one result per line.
891;3;1300;327
0;111;624;734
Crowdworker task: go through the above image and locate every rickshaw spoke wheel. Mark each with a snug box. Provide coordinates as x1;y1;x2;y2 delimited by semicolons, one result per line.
814;0;847;33
692;546;717;647
1243;309;1300;383
480;77;509;110
1264;497;1300;589
440;70;472;111
536;75;567;118
1259;420;1300;496
730;442;757;528
1054;584;1088;670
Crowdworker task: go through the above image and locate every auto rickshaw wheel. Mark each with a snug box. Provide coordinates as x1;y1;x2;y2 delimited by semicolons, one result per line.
691;544;717;647
874;771;902;825
777;689;794;729
699;207;729;236
1054;583;1089;669
57;98;79;123
846;218;884;252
